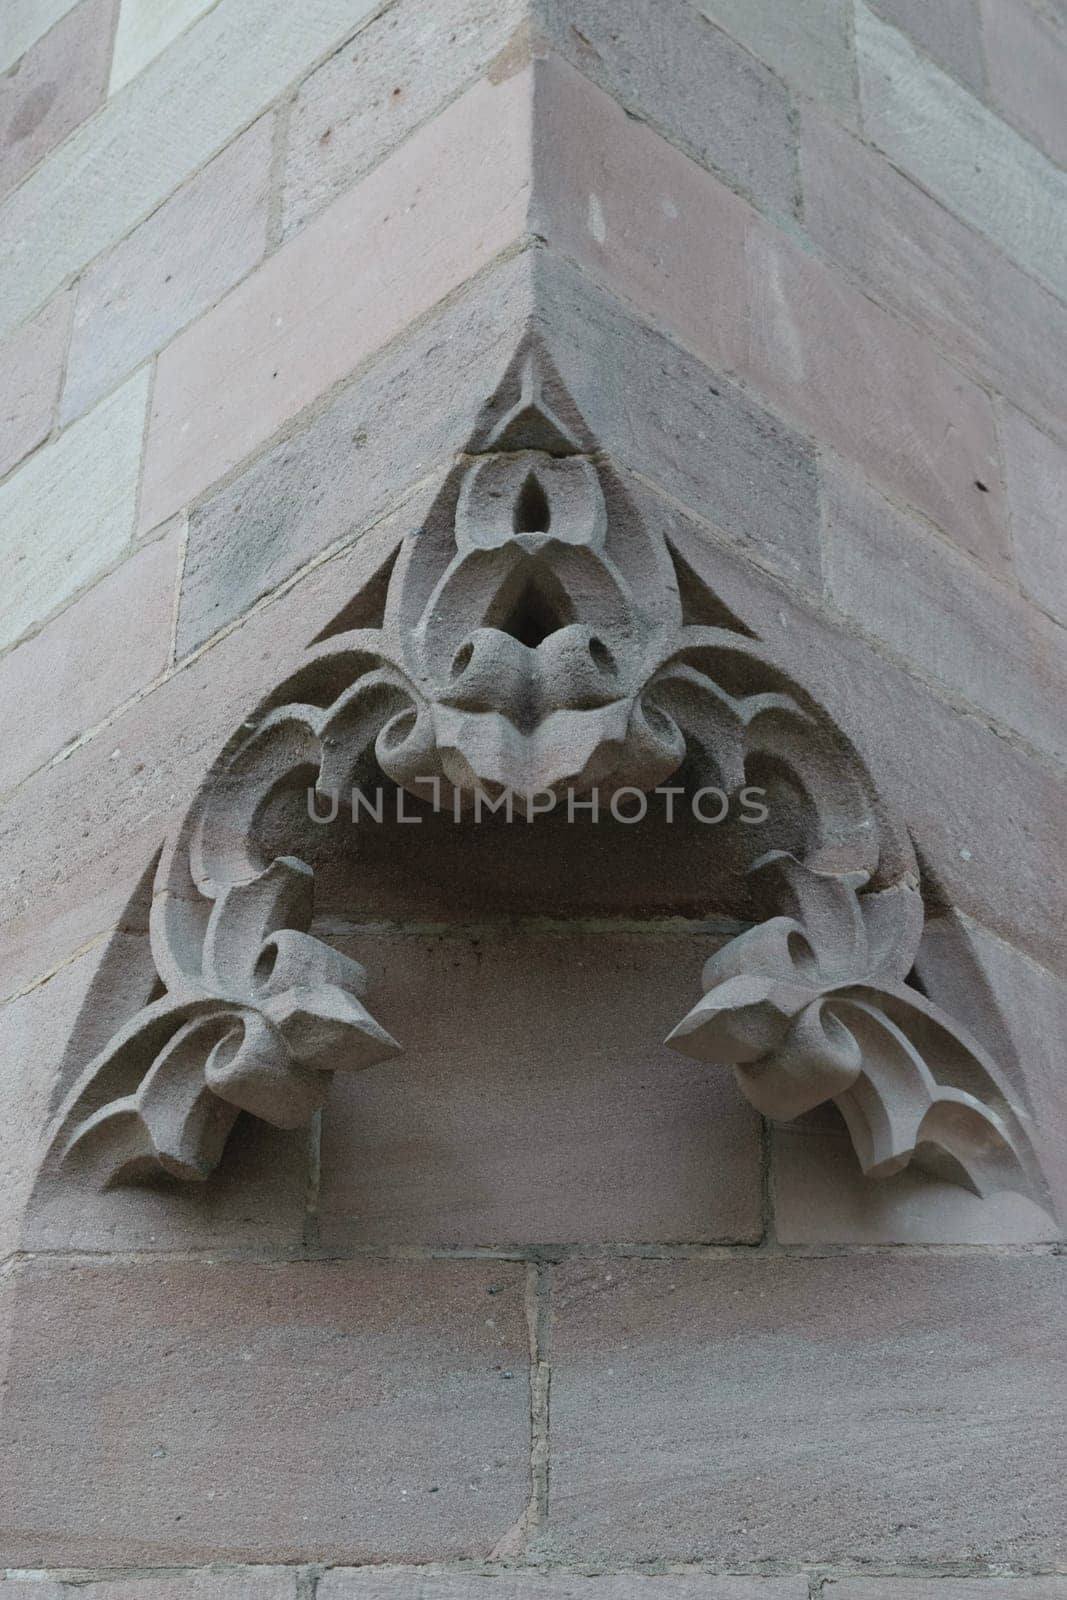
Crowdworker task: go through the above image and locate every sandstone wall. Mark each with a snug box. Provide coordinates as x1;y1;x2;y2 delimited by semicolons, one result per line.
0;0;1065;1592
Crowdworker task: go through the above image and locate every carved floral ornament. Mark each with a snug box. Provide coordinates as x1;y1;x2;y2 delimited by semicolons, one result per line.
41;355;1054;1222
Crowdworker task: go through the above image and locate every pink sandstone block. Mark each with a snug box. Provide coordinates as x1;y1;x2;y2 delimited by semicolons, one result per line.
0;0;116;203
744;222;1007;572
321;1575;809;1598
138;66;534;534
999;401;1067;629
550;1255;1067;1564
532;52;750;381
0;1257;530;1565
62;116;273;424
318;930;762;1248
535;55;1006;568
0;523;182;794
0;291;70;479
801;106;1067;447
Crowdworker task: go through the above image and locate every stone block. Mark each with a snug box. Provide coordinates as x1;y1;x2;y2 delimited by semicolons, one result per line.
0;0;382;338
745;224;1005;571
0;0;115;204
535;0;798;219
857;2;1067;301
282;0;526;240
981;0;1067;168
0;366;150;653
62;115;272;424
823;461;1067;760
868;0;985;92
999;403;1067;629
772;1112;1059;1244
109;0;217;93
549;1255;1067;1563
318;932;761;1248
532;54;750;384
800;107;1067;444
695;0;856;121
320;1574;809;1599
0;949;98;1258
139;66;533;534
30;1578;296;1600
0;524;181;794
0;0;80;73
642;485;1067;978
828;1581;1067;1599
0;1257;529;1564
0;291;69;479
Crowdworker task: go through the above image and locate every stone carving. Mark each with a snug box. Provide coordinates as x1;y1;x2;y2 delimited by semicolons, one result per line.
43;352;1053;1217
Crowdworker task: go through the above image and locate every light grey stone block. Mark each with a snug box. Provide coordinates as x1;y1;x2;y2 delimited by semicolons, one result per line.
108;0;217;93
697;0;857;121
869;0;985;92
857;1;1067;301
0;366;149;652
0;0;80;72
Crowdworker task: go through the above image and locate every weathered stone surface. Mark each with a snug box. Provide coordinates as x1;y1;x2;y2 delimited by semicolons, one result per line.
0;0;80;72
696;0;856;120
174;256;532;653
319;932;761;1248
109;0;218;93
62;116;272;424
533;54;749;383
321;1574;809;1598
642;484;1067;978
0;0;115;203
999;403;1067;629
0;366;150;653
535;254;820;589
857;1;1067;301
0;1258;529;1564
177;248;820;654
283;0;524;239
20;1577;297;1600
772;1113;1059;1244
139;67;533;534
0;291;69;479
0;524;180;794
981;0;1067;169
0;950;98;1258
535;0;798;219
745;225;1005;571
823;462;1067;759
913;911;1067;1228
868;0;985;92
0;496;421;1002
827;1581;1067;1599
550;1255;1067;1563
801;108;1067;444
282;0;796;250
0;0;382;337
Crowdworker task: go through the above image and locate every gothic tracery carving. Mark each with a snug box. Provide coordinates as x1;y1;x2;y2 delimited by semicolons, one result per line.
42;355;1054;1219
